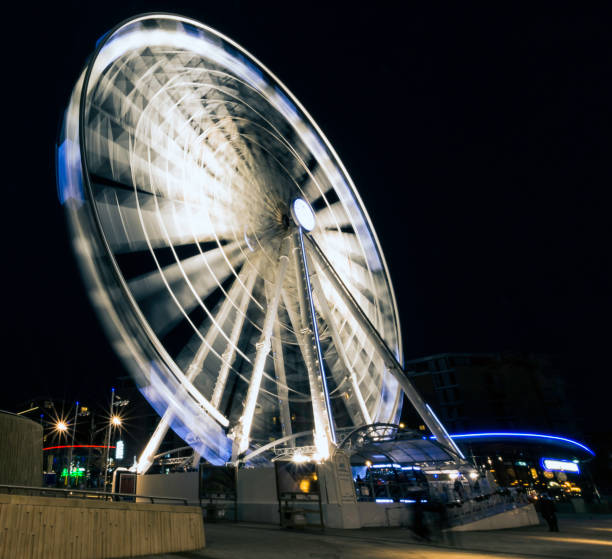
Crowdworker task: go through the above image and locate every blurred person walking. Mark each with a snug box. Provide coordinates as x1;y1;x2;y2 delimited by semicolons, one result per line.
539;494;559;532
412;496;430;541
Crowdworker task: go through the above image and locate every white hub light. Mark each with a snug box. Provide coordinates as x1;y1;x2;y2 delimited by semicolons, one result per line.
291;198;316;231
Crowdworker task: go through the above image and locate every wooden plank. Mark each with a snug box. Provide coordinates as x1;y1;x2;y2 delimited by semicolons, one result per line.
0;495;205;558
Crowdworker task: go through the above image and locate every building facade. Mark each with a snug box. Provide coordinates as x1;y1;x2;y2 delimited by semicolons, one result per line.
403;352;579;437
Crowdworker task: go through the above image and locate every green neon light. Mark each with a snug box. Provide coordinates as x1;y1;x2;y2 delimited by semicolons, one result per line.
61;467;86;478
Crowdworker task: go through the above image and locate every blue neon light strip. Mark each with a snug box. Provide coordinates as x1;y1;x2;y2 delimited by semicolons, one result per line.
430;432;594;456
298;227;336;444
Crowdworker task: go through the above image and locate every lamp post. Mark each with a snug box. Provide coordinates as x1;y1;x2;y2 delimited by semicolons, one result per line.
66;401;79;487
101;388;127;492
54;419;68;483
86;412;95;488
102;388;115;492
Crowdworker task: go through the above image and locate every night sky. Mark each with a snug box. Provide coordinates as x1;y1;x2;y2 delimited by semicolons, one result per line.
2;4;610;433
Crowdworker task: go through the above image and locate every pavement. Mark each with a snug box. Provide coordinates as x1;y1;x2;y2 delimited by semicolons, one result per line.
133;514;612;559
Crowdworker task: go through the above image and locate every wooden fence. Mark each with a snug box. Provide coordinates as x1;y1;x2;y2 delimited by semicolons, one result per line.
0;494;205;558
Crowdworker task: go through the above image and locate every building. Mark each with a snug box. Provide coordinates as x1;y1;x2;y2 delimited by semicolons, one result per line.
398;352;599;502
15;396;129;488
403;352;579;436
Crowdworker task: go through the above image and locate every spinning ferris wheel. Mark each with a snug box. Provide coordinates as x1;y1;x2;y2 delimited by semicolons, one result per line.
58;13;459;471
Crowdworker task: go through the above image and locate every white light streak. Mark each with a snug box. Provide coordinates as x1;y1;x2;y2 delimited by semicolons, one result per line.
59;14;410;466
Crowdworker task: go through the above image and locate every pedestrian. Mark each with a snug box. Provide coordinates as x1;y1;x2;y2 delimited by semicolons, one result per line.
473;478;481;496
453;476;464;502
539;493;559;532
412;496;430;541
433;494;455;545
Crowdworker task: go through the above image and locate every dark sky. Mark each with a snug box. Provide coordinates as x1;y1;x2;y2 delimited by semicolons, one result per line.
2;3;610;429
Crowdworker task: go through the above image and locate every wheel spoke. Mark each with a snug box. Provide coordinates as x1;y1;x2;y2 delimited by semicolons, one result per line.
91;180;236;252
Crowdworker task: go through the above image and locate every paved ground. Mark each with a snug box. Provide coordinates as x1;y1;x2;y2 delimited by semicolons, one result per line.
137;514;612;559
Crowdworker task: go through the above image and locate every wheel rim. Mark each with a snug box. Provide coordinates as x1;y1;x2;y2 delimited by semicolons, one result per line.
58;13;403;465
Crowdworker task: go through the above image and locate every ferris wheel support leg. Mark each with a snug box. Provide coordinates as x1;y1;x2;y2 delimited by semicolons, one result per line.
304;234;463;458
309;270;372;425
190;452;201;469
281;290;333;459
231;240;290;460
271;316;293;444
134;414;171;474
134;266;258;474
292;228;337;453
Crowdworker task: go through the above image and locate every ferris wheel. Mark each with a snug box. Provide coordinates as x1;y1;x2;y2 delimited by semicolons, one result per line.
57;13;459;470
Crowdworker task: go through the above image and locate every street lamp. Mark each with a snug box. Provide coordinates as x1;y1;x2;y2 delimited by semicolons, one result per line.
102;389;125;492
66;402;79;487
49;417;70;484
55;420;68;433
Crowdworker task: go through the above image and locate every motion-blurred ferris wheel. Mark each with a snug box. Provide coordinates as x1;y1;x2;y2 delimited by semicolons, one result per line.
58;13;458;470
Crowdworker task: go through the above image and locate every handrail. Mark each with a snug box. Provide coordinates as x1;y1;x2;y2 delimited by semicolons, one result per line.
0;484;189;505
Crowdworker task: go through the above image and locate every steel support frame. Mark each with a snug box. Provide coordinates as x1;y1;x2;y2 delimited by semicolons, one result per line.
309;267;372;425
231;239;291;459
292;228;337;451
304;234;462;457
135;264;257;474
271;316;293;443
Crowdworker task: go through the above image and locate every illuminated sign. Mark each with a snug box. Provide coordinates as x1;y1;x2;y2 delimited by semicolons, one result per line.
61;467;86;478
116;440;125;460
542;459;579;473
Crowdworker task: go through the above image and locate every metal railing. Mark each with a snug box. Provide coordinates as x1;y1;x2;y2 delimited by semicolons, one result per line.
443;490;530;526
0;484;189;505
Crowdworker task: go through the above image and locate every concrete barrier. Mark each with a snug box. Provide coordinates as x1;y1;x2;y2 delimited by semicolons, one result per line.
237;467;279;524
357;502;411;528
136;471;199;505
0;494;205;559
450;503;539;531
0;411;42;486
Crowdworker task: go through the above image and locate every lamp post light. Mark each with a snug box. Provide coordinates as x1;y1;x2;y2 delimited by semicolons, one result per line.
55;420;68;433
105;415;122;491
